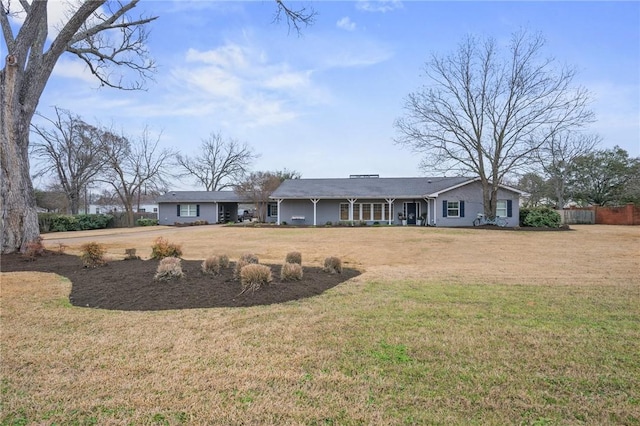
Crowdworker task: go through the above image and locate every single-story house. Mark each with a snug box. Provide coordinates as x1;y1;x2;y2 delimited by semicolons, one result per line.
156;191;251;225
269;176;525;227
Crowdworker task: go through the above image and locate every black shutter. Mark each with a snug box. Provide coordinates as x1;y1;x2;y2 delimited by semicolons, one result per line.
267;204;272;217
460;201;465;218
177;205;181;217
442;200;448;217
507;200;513;217
196;204;200;217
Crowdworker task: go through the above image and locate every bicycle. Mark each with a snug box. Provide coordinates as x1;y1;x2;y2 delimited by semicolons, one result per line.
473;213;507;227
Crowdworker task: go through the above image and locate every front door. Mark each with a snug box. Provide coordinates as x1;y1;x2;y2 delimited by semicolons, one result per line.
406;202;417;225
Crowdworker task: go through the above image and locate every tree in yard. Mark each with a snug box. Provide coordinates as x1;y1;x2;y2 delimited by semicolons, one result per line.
30;107;107;214
536;131;600;208
176;132;258;191
1;0;315;253
567;146;640;206
97;127;173;227
235;170;300;222
395;30;594;219
516;172;550;208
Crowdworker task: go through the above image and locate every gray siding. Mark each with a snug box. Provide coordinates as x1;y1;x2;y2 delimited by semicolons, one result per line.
434;181;520;227
158;202;219;225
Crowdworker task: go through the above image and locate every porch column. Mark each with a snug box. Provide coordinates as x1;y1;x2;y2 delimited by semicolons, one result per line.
347;198;357;221
276;198;283;225
385;198;395;225
424;197;433;226
311;198;320;226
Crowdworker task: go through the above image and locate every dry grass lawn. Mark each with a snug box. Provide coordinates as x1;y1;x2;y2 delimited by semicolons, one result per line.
1;225;639;425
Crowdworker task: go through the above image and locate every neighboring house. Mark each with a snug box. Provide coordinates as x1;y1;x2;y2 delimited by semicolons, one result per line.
156;191;252;225
269;176;525;227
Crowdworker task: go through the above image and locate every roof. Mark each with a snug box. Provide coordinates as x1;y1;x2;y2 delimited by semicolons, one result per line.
270;177;476;199
156;191;249;203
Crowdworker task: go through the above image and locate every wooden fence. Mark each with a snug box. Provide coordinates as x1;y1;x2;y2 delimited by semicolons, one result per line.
556;209;595;225
556;203;639;225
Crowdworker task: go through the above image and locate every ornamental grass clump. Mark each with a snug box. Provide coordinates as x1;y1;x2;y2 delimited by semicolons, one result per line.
285;251;302;265
281;262;303;281
218;254;230;268
323;256;342;274
239;264;272;294
201;256;221;275
234;253;259;279
154;257;185;281
80;241;107;268
150;237;183;260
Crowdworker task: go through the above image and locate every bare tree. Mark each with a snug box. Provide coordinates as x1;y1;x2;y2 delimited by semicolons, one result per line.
97;127;173;227
395;30;594;218
30;107;107;214
536;132;600;208
235;170;298;222
177;132;258;191
1;0;315;253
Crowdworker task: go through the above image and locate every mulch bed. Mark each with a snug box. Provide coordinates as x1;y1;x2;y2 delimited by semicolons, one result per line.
1;252;360;311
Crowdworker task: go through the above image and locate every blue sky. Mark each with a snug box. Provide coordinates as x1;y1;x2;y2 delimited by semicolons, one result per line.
27;1;640;189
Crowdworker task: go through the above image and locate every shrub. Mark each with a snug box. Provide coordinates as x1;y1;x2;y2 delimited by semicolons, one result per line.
150;237;183;259
239;264;272;294
285;251;302;265
240;253;259;264
136;218;159;226
23;237;45;261
76;214;113;230
281;262;303;281
202;256;221;275
80;242;107;268
521;207;562;228
154;257;185;281
124;248;139;260
218;254;230;268
323;256;342;274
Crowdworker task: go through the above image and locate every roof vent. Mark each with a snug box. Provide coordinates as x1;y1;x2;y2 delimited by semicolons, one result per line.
349;174;379;179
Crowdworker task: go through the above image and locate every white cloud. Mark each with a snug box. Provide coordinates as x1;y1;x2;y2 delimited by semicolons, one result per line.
337;17;357;32
356;0;404;13
51;57;97;83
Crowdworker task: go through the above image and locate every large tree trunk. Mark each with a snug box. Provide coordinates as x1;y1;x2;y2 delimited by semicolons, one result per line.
1;59;40;253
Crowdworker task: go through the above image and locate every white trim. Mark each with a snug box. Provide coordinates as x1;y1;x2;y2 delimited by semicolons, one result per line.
311;198;319;226
426;177;528;197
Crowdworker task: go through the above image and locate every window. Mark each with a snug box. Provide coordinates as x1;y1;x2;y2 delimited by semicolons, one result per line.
362;204;371;221
340;202;393;221
153;207;158;213
340;203;349;221
373;204;383;220
268;202;278;217
447;201;460;217
496;200;507;218
442;200;465;218
496;200;512;217
179;204;199;217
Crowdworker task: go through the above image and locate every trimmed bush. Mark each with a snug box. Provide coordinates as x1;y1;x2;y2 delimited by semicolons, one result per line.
285;251;302;265
239;264;272;294
150;237;183;260
202;256;221;275
80;242;107;268
154;257;185;281
521;207;562;228
281;262;303;281
323;256;342;274
136;218;159;226
38;213;114;233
